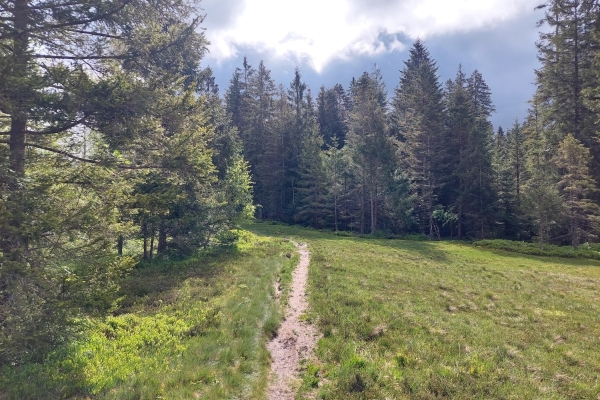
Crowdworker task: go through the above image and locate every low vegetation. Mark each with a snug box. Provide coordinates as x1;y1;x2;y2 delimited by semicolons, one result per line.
250;223;600;399
0;231;296;399
4;223;599;399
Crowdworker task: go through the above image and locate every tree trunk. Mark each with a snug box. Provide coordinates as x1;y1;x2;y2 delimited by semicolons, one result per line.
150;230;155;260
143;222;148;260
2;0;30;260
370;181;375;235
158;220;167;254
117;235;123;256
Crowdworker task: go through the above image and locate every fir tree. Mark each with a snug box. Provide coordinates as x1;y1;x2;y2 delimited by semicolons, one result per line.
392;40;446;238
554;134;600;248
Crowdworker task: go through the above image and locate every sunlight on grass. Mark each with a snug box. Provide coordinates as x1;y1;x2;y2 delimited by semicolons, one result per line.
249;223;600;400
0;230;296;399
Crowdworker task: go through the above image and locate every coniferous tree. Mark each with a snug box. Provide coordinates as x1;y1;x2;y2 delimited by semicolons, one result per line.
444;67;497;238
347;69;397;234
554;134;600;248
245;61;277;218
295;102;331;228
282;69;314;219
0;0;254;365
317;84;350;149
323;139;348;231
393;40;446;238
534;0;600;174
522;110;564;248
494;121;527;238
443;66;473;237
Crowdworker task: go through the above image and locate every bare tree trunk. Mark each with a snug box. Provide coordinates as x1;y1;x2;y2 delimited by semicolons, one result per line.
370;190;375;235
158;220;167;254
117;235;123;256
150;229;155;260
143;222;148;260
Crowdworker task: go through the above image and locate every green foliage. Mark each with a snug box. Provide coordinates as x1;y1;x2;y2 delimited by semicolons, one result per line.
0;230;296;399
393;39;446;238
554;134;600;248
0;0;254;366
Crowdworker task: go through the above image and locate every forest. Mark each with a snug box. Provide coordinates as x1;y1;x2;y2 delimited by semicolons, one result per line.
226;3;600;247
1;0;600;382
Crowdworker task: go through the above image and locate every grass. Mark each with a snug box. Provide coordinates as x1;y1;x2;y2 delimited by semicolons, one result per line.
248;223;600;400
0;229;296;399
4;222;600;399
474;239;600;260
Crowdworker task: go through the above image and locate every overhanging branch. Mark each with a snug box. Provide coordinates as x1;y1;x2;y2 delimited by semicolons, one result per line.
0;139;165;170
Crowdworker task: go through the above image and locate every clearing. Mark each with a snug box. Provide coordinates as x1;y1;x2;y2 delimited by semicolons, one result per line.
2;223;599;399
250;223;600;399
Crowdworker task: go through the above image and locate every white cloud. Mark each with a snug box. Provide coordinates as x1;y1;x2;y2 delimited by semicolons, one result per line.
202;0;539;73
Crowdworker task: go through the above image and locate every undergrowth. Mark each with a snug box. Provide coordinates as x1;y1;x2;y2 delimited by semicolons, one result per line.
0;230;296;399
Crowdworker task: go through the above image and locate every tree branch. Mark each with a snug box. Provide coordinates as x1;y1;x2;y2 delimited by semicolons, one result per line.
26;0;133;33
24;116;88;135
33;53;130;60
0;139;165;170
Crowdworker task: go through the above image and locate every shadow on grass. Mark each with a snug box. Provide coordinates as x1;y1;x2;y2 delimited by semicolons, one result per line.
473;247;600;269
0;244;245;399
246;222;600;269
245;221;451;263
116;245;241;313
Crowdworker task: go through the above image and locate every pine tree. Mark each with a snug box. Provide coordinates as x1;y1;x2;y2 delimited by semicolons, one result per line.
554;134;599;248
494;121;527;238
444;67;497;238
347;69;396;234
443;66;474;237
317;84;349;149
0;0;238;364
522;111;564;248
534;0;600;174
392;40;446;238
295;122;331;228
243;61;277;218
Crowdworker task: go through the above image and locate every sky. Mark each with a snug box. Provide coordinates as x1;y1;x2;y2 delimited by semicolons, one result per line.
199;0;544;130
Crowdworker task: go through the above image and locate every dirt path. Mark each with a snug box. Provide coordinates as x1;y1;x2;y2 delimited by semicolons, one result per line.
266;242;319;400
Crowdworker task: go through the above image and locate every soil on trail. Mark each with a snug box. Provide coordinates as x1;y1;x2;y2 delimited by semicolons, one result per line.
266;242;319;400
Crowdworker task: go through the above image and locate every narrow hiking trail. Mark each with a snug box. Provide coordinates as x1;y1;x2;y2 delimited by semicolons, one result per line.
266;242;319;400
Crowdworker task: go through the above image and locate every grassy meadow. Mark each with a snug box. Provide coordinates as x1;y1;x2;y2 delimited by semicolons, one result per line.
2;223;600;399
0;230;296;399
249;223;600;400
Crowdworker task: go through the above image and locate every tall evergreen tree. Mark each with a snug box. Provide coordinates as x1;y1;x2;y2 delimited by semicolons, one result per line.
522;111;564;248
534;0;600;174
347;69;397;234
554;134;600;248
317;84;349;149
444;67;497;238
392;40;446;238
494;121;527;238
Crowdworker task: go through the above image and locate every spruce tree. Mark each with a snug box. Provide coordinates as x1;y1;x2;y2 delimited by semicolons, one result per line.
347;69;396;234
522;110;564;248
554;134;600;248
392;40;446;238
317;84;350;149
444;67;497;238
534;0;600;174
